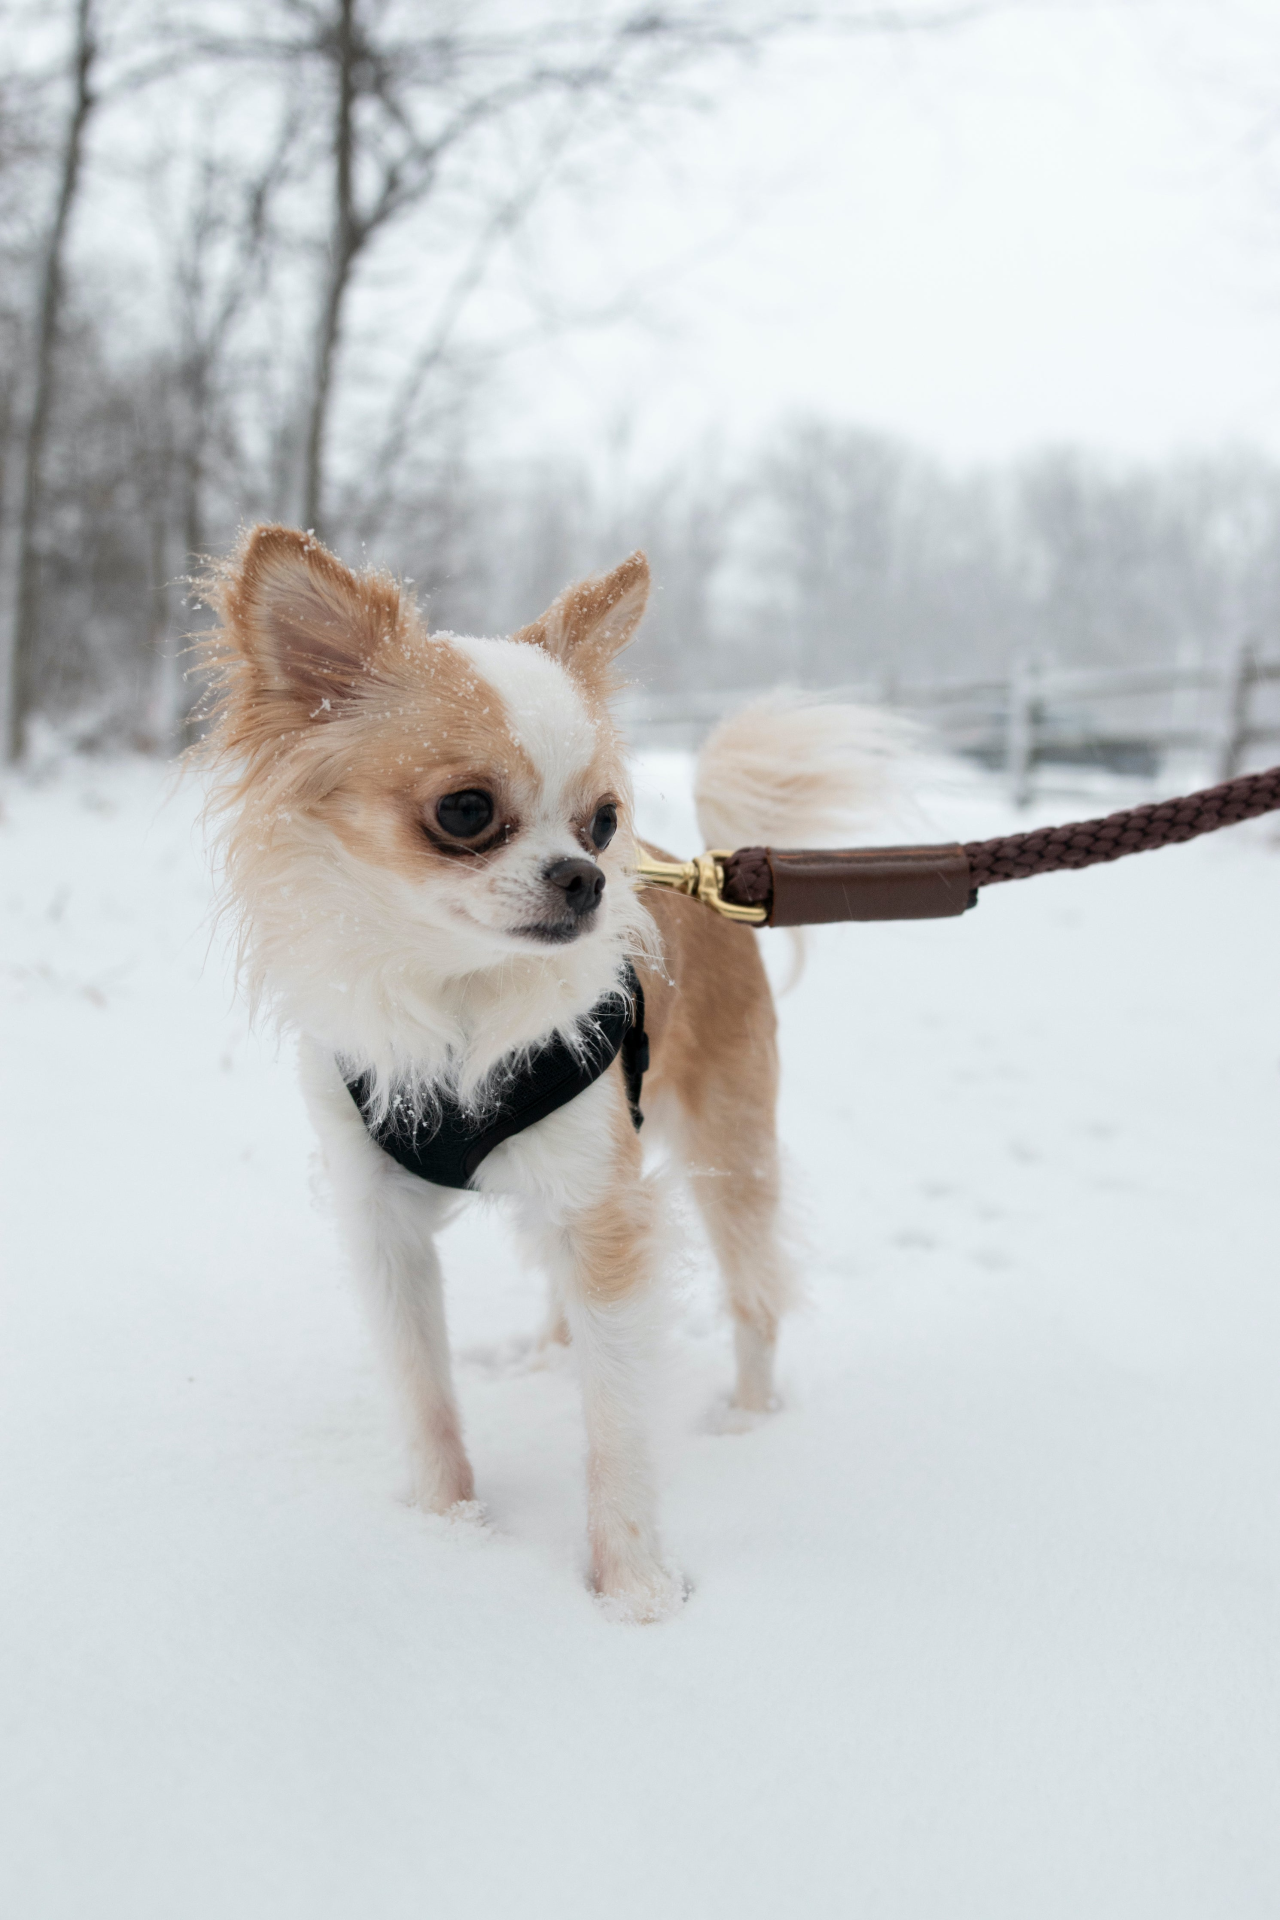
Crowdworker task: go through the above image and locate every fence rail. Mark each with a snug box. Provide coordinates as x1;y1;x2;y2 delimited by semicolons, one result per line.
618;651;1280;805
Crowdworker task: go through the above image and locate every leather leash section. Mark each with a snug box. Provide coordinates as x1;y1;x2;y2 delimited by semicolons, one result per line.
721;843;971;924
713;763;1280;926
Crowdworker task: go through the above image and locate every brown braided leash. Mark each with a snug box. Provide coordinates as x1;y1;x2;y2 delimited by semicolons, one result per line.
961;763;1280;888
696;763;1280;926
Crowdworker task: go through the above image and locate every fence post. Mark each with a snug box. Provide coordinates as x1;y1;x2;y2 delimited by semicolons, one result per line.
1218;643;1257;783
1006;652;1037;808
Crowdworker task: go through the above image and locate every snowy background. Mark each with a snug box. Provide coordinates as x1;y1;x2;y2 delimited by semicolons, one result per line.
3;745;1279;1918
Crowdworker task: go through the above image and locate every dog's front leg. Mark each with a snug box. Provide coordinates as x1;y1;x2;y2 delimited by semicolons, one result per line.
564;1260;677;1618
363;1182;475;1513
553;1164;681;1621
495;1079;683;1619
298;1043;474;1513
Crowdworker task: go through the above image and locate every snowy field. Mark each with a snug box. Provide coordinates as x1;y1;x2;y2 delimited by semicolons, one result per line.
3;744;1280;1920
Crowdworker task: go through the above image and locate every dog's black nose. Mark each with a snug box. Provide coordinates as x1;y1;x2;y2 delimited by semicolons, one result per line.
545;857;605;916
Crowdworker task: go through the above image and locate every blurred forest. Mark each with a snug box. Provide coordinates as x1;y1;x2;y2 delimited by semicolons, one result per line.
2;0;1280;760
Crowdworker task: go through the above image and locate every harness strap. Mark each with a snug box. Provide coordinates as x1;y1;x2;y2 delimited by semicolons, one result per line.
345;964;646;1191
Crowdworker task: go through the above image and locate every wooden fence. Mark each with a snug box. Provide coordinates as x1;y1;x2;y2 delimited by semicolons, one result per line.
619;649;1280;806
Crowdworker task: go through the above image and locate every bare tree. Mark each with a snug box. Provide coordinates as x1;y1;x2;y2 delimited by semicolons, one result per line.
295;1;767;535
3;0;97;762
200;1;986;539
164;108;303;553
0;20;47;542
1;0;201;761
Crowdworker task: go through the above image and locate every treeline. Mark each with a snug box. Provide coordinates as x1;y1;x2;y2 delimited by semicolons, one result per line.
453;426;1280;702
12;338;1280;751
3;2;1279;758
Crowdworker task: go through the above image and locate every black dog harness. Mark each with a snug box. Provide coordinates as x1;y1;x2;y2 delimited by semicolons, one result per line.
345;964;648;1191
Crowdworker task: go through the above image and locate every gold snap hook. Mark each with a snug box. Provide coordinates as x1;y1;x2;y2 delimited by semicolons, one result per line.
632;848;766;925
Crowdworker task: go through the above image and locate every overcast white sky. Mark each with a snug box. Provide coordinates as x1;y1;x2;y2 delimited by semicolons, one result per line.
473;0;1280;474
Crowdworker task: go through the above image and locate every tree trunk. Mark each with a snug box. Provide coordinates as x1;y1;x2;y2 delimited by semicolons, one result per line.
3;0;98;762
301;0;360;538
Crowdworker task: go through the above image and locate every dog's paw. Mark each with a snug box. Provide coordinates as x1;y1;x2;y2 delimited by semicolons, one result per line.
441;1497;490;1528
402;1452;478;1514
704;1394;780;1435
417;1499;494;1548
593;1564;691;1626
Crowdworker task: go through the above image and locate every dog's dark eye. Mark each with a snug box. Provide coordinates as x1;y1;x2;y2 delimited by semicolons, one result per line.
590;803;617;851
436;789;494;838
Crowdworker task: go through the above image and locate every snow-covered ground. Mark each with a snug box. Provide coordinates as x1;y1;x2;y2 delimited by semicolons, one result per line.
3;746;1279;1919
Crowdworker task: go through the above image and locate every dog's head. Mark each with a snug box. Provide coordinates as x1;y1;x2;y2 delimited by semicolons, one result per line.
203;526;648;973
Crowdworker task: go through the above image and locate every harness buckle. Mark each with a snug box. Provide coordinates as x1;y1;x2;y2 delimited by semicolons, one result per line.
633;848;767;925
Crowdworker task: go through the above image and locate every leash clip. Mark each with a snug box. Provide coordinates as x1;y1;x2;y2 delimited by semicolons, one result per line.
633;848;767;925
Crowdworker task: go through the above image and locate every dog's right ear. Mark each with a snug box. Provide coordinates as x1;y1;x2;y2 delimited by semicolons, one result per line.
217;524;397;717
511;551;649;685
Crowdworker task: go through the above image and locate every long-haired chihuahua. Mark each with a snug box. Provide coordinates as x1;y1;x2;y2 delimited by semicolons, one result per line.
201;526;884;1619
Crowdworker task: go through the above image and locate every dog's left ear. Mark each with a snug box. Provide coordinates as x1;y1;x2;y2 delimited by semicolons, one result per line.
512;551;649;680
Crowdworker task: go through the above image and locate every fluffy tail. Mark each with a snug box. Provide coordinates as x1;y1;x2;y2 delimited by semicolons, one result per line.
693;695;905;853
692;696;906;992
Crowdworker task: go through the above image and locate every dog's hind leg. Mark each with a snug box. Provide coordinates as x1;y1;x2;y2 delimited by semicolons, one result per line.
684;1096;795;1414
298;1044;475;1513
643;906;797;1416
